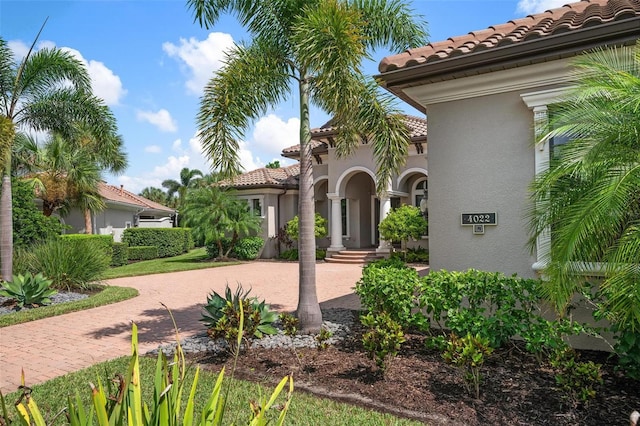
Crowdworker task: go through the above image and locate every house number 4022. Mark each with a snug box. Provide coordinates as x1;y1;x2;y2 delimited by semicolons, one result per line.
461;213;497;226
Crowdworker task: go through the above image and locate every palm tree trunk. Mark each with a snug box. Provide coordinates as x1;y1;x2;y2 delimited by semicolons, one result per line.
296;76;322;333
1;172;13;281
84;209;93;234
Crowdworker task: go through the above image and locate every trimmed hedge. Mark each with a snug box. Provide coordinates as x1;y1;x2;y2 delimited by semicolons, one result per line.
111;242;129;266
122;228;191;258
128;246;159;261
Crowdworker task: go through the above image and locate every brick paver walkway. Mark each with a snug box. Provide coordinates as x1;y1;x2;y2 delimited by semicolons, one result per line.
0;261;370;394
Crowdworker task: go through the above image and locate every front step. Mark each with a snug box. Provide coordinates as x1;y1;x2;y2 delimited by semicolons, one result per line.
324;249;385;264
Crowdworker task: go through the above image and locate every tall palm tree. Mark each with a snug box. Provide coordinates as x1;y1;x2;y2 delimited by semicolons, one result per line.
528;41;640;331
187;0;427;331
162;167;203;201
0;29;119;280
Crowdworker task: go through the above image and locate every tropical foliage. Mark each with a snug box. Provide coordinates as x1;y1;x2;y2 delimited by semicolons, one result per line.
527;41;640;332
0;30;120;280
187;0;427;332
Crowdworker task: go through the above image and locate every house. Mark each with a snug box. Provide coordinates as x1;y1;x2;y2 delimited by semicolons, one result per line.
376;0;640;279
62;182;176;242
224;114;428;259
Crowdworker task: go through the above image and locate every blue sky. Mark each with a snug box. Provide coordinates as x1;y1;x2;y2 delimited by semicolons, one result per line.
1;0;567;194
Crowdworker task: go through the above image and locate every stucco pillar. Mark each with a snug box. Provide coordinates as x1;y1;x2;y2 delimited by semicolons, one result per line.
327;194;345;254
376;181;393;255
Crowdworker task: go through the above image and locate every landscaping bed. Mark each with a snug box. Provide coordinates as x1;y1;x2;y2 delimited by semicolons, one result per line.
188;310;638;426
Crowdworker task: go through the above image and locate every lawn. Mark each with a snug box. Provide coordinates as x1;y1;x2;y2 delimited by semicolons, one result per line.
102;247;239;279
1;355;422;425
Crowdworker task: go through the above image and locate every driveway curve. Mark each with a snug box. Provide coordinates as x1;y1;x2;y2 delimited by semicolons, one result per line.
0;261;365;394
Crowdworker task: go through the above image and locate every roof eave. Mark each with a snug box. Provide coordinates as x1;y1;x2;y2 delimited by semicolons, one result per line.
377;18;640;112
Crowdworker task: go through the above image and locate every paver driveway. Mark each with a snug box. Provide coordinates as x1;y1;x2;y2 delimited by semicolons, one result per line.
0;261;366;394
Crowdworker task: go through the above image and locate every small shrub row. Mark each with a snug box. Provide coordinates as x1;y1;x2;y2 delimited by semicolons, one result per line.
205;236;264;260
127;245;159;261
122;228;192;258
111;242;129;266
278;248;326;261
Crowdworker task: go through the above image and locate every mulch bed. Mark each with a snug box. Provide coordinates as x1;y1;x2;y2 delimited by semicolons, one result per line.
188;311;639;425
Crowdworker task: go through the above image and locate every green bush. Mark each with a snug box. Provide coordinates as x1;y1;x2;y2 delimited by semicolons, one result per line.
205;237;233;259
61;234;114;260
10;178;64;248
286;213;328;241
361;312;406;373
233;236;264;260
111;242;129;266
417;269;546;348
0;272;57;308
391;246;429;263
355;258;423;329
15;238;110;290
122;228;191;258
127;246;159;261
442;333;494;399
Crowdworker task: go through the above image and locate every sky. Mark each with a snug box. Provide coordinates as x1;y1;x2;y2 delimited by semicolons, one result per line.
1;0;569;194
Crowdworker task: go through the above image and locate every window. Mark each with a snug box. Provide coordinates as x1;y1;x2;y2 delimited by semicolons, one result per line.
250;198;262;217
341;199;349;237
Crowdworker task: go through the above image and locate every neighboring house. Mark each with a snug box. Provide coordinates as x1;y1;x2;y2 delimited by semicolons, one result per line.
376;0;639;279
225;114;428;258
62;182;176;242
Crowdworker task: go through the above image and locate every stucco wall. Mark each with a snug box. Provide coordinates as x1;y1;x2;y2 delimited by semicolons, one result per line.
427;90;536;278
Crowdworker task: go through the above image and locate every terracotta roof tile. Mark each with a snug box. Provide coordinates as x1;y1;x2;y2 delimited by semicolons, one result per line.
98;182;175;213
220;164;300;188
379;0;640;73
281;114;427;155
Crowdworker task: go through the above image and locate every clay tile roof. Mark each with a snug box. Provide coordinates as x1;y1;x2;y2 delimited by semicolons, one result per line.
379;0;640;73
281;114;427;155
220;164;300;188
98;182;175;212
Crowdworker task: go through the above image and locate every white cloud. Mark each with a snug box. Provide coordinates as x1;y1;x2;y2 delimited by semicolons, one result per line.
516;0;568;14
117;155;190;193
145;145;162;153
238;140;261;172
63;47;127;106
251;114;301;152
136;109;178;132
163;32;235;95
8;42;126;106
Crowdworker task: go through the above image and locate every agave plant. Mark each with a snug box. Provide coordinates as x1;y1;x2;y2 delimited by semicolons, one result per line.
201;284;278;345
0;272;57;308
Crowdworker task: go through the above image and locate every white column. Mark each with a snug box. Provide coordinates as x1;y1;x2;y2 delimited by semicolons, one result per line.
327;194;345;253
376;181;393;255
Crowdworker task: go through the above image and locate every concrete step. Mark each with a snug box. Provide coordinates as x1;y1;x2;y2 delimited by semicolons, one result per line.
324;249;385;264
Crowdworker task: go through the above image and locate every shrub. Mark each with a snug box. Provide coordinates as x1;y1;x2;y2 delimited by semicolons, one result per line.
205;237;233;259
286;213;328;241
361;312;406;373
127;246;159;261
122;228;191;257
551;347;603;406
0;272;57;308
201;285;278;350
10;178;64;248
379;205;427;260
355;258;423;329
61;234;113;262
15;238;110;290
233;236;264;260
111;242;129;266
442;333;494;399
391;246;429;263
278;248;325;261
417;269;546;348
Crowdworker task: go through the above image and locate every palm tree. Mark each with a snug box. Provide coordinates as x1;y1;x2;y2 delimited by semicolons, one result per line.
527;41;640;331
140;186;169;205
0;29;119;280
187;0;427;331
162;167;203;201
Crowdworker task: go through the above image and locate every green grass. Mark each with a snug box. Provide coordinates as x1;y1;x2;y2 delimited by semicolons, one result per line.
2;356;422;425
102;247;239;280
0;285;138;327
